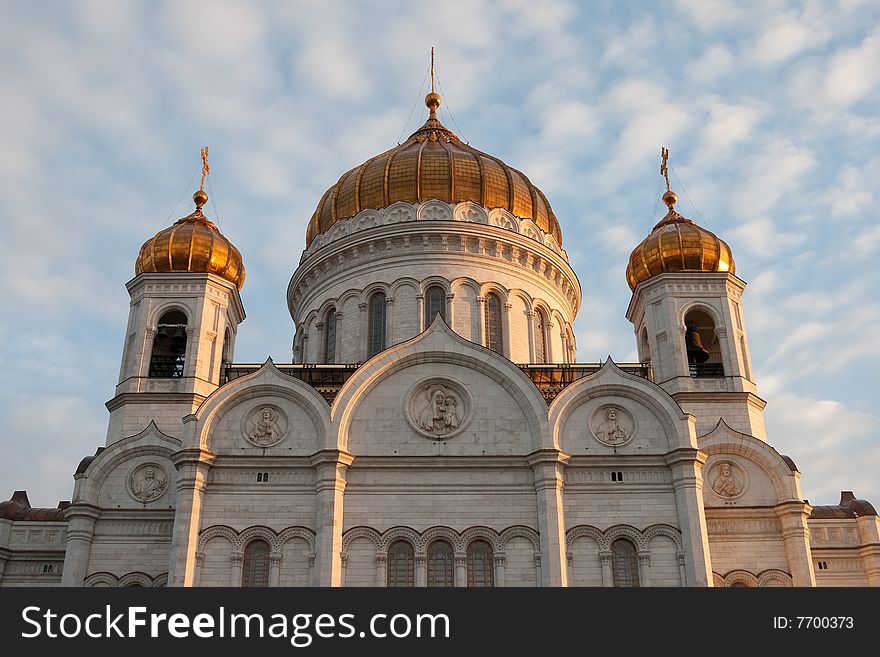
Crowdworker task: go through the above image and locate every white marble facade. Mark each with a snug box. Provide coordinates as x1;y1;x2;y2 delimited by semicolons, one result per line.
2;173;879;590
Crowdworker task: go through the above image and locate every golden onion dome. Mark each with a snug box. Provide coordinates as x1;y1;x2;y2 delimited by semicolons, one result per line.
306;93;562;246
135;191;245;289
626;190;735;291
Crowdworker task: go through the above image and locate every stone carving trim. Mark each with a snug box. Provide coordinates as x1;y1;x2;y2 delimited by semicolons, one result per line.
405;378;474;440
708;459;748;500
127;463;169;502
590;405;636;447
242;404;288;447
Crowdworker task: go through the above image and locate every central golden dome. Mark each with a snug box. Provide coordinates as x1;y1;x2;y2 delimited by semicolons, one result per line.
306;97;561;246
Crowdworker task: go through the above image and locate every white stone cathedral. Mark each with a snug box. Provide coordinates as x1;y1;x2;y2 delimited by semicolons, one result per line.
2;90;878;588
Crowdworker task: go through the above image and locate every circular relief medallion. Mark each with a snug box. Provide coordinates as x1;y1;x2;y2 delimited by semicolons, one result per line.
709;460;748;499
242;405;287;447
590;405;636;447
405;378;473;440
128;463;169;502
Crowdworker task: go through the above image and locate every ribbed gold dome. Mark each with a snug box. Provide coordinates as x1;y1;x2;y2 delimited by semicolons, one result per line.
626;193;735;291
306;111;561;246
135;193;245;289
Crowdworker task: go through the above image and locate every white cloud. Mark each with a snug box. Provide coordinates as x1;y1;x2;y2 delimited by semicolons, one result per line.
751;10;830;65
699;100;763;152
686;45;734;83
824;29;880;107
822;163;875;217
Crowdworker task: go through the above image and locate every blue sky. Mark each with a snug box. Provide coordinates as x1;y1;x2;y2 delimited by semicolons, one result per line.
1;0;878;509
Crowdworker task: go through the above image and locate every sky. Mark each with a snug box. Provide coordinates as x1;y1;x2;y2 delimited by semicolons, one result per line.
1;0;878;510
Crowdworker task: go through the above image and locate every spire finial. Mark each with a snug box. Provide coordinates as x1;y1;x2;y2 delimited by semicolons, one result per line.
194;146;209;209
425;47;441;119
660;146;677;209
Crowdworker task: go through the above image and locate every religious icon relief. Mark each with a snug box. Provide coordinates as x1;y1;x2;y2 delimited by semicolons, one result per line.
128;463;169;502
242;405;287;447
406;379;472;440
710;461;747;499
590;405;635;447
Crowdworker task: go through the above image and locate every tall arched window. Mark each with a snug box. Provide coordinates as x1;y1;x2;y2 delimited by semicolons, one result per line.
368;293;386;358
427;540;454;587
149;310;187;378
222;328;231;364
535;309;547;364
484;293;503;354
242;539;271;588
424;285;446;326
611;538;640;587
324;308;337;363
387;540;414;587
684;309;724;378
466;540;494;587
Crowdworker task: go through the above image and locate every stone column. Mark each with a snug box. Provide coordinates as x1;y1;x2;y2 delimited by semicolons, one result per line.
384;297;395;346
599;550;613;587
357;302;367;362
677;551;687;587
664;447;713;586
269;551;282;586
773;500;816;587
454;553;467;587
856;516;880;587
311;449;354;587
493;554;506;588
533;553;542;586
527;449;571;586
339;553;347;587
638;551;651;587
167;447;216;587
502;302;513;359
475;296;486;346
416;294;425;332
375;554;387;587
415;554;427;587
60;504;101;586
546;320;556;363
527;310;537;362
194;552;204;586
230;552;243;586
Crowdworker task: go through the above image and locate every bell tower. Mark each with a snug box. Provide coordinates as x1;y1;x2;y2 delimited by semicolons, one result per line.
625;149;763;440
107;150;246;445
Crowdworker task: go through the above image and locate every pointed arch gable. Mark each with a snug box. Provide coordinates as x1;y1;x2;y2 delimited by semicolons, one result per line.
187;358;332;451
331;315;550;451
548;357;695;451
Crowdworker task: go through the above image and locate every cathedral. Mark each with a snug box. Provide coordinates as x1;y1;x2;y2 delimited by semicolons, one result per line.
1;85;878;589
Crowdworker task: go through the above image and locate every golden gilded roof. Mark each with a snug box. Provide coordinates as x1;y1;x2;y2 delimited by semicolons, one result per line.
626;191;735;291
306;96;561;246
135;191;245;289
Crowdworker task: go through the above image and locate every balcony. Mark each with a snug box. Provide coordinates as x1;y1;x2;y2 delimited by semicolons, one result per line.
689;362;724;378
223;362;652;405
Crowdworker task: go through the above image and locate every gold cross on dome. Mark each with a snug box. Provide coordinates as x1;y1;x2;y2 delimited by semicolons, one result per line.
199;146;210;193
660;146;670;192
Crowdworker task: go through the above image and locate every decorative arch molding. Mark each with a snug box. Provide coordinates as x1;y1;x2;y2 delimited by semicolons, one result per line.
498;525;541;552
344;525;519;557
341;526;382;553
389;277;421;297
712;572;724;587
198;524;316;553
757;569;793;587
565;525;607;550
236;525;278;551
604;524;648;551
376;526;422;551
422;526;464;552
721;569;760;587
148;302;193;330
331;315;550;451
416;199;453;222
84;572;118;587
303;201;569;259
566;524;682;554
72;421;180;506
678;300;725;331
188;358;332;450
118;572;154;588
548;357;695;452
698;418;801;502
197;525;238;550
152;573;169;588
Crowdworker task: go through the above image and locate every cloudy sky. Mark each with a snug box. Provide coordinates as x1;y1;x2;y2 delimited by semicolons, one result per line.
1;0;878;510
